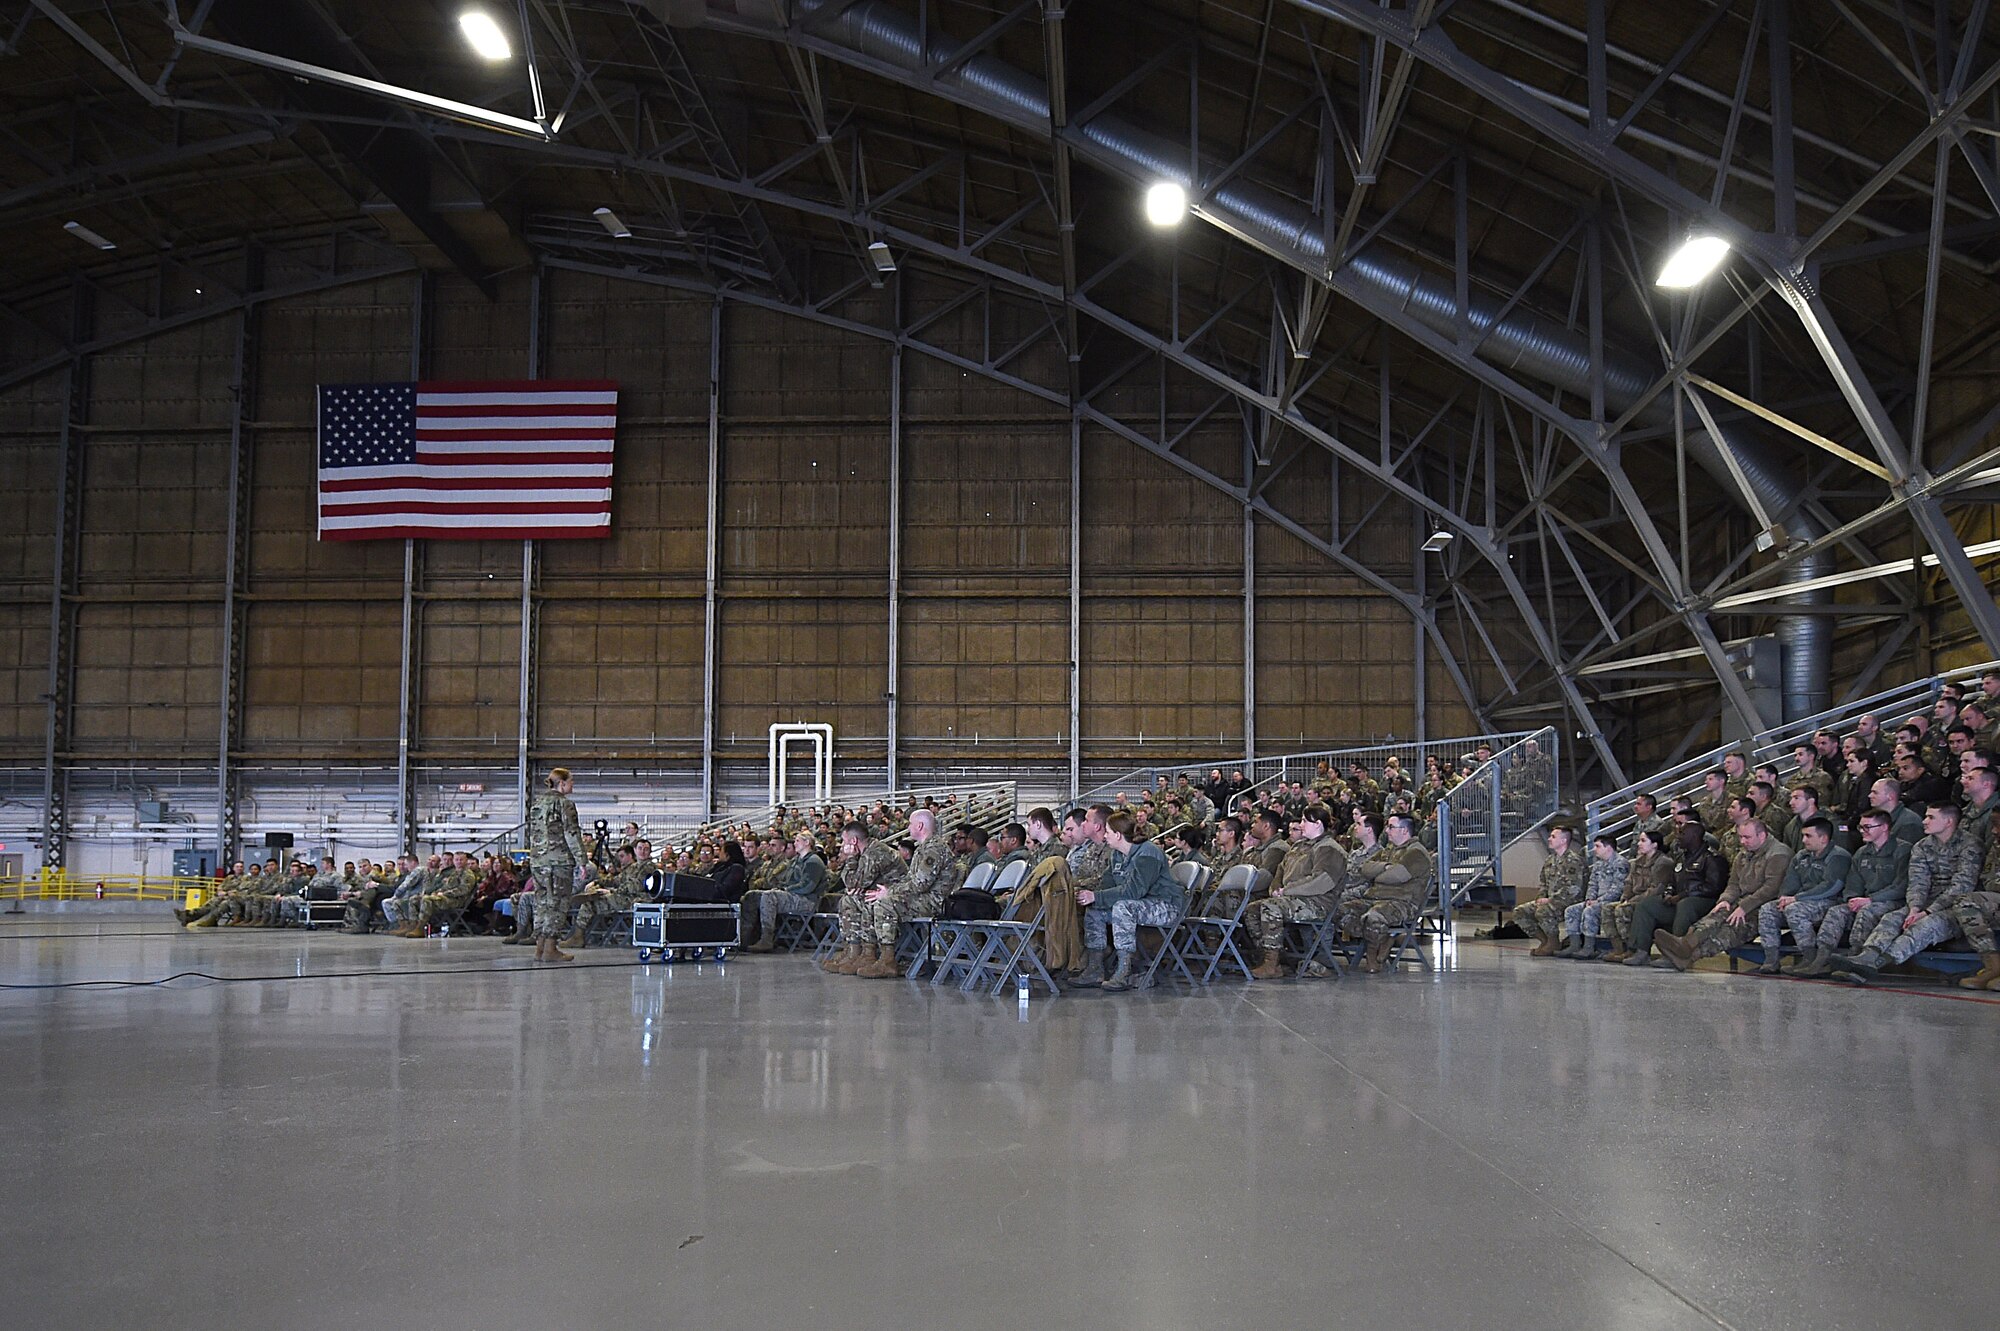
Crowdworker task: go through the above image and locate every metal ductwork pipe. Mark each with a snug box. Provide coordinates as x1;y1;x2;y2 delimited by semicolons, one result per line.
659;0;1831;719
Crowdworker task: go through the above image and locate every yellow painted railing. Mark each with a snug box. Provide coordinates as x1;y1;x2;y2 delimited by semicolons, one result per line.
2;871;213;904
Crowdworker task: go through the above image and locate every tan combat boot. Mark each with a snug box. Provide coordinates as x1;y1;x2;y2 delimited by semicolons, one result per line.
558;929;586;951
821;944;856;974
860;946;902;979
835;944;873;975
1959;953;2000;990
1529;931;1558;958
1249;949;1284;980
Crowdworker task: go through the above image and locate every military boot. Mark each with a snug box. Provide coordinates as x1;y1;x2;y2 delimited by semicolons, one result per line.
1755;945;1783;976
1556;934;1586;958
1787;946;1826;976
1360;936;1390;973
1653;931;1696;972
502;925;532;944
1100;951;1137;991
745;933;778;954
821;944;856;974
1070;946;1107;988
860;946;902;979
1602;944;1630;963
1528;931;1558;958
837;944;875;976
1959;953;2000;990
1249;947;1284;980
558;928;587;951
1830;947;1884;985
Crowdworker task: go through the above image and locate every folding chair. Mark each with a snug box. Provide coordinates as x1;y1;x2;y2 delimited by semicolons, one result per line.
582;907;633;947
931;861;1024;990
963;885;1061;997
1283;908;1348;979
808;898;844;962
1129;884;1200;990
1381;877;1448;970
895;916;936;978
1175;865;1263;982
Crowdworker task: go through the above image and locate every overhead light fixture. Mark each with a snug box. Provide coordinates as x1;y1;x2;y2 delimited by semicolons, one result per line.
1656;234;1730;289
1421;530;1454;554
458;10;512;61
593;206;631;238
1144;181;1188;227
867;240;896;273
64;221;116;251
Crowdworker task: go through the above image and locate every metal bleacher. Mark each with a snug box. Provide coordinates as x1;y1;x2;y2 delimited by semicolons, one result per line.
1586;658;1999;844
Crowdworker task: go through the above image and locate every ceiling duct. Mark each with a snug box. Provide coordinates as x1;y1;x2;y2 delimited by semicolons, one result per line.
656;0;1830;720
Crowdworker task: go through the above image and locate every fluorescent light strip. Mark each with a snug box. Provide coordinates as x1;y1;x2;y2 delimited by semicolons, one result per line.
170;28;547;139
1711;538;2000;609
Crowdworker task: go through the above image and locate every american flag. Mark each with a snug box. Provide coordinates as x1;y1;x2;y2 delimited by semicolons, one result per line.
316;380;618;540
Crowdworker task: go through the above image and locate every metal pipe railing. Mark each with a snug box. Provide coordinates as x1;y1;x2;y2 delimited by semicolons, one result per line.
1586;658;1999;841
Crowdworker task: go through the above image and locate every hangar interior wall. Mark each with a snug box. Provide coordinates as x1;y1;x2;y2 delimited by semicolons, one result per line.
0;269;1479;874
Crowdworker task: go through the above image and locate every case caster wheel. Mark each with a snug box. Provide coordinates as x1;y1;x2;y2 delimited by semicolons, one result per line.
637;948;652;961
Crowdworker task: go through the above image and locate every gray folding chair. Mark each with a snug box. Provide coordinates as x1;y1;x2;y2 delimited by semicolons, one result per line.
1175;864;1263;982
964;884;1061;997
1129;868;1204;989
929;861;1017;989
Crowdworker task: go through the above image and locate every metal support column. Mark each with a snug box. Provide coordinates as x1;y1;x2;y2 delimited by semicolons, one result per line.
1068;411;1082;798
1242;505;1256;761
216;252;259;865
518;268;544;821
40;289;88;873
701;296;722;817
1413;510;1427;744
395;275;428;851
886;333;903;792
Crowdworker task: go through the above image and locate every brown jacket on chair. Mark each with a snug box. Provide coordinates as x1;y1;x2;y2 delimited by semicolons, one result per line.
1010;855;1084;972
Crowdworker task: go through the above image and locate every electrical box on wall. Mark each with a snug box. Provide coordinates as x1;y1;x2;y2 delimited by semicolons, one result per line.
138;800;168;823
173;850;215;877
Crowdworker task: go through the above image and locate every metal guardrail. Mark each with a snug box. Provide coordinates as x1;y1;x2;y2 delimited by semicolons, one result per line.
4;871;210;904
1070;733;1536;809
1435;727;1561;931
656;781;1021;853
1585;658;1999;842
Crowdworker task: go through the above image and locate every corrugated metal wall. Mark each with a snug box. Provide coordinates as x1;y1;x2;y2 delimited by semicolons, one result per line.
0;266;1480;873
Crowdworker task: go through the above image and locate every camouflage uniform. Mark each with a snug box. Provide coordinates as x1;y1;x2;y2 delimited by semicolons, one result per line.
343;866;396;931
567;859;643;936
1812;838;1910;951
1949;819;2000;957
1067;840;1115;894
1787;765;1837;811
1753;843;1851;960
1245;834;1349;950
1692;793;1732;837
1336;841;1433;943
528;788;587;942
1512;845;1586;942
1082;841;1186;953
1562;855;1629;942
1670;839;1795;961
902;833;960;919
1605;850;1673;945
834;840;909;946
1853;827;1983;964
747;851;827;937
417;863;476;927
381;863;431;927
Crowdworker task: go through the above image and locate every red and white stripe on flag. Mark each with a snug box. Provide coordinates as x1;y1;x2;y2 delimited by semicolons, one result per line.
316;380;618;540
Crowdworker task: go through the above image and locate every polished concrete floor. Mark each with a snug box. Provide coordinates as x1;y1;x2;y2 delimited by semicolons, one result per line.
2;916;1995;1330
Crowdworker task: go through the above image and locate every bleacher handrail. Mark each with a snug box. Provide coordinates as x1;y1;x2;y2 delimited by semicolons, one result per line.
1585;657;2000;841
1069;732;1537;808
1434;725;1561;929
9;871;211;903
657;780;1019;853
